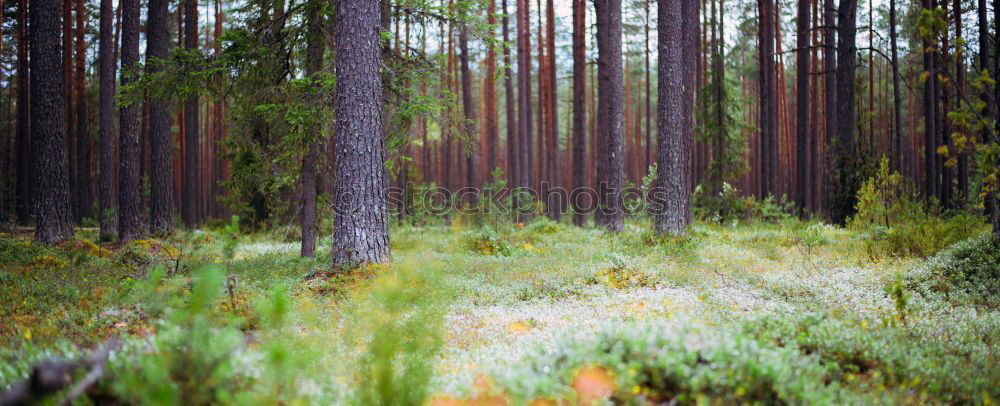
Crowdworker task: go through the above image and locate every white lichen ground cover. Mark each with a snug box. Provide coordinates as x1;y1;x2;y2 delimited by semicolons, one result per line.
398;222;911;398
137;221;1000;402
5;219;994;404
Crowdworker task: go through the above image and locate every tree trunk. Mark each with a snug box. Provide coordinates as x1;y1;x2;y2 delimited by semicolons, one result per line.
684;0;698;201
30;0;73;243
795;0;810;212
502;0;518;202
654;0;689;236
595;0;625;232
545;0;559;220
993;0;1000;236
832;0;858;224
516;0;532;222
459;19;478;201
74;0;90;221
16;0;31;225
98;0;117;240
484;0;498;182
147;0;174;235
331;0;390;266
63;0;75;222
823;0;836;213
923;0;938;201
954;0;968;204
644;0;651;178
182;0;200;228
891;0;903;178
758;0;778;198
300;0;324;257
117;0;141;242
571;0;586;226
535;0;543;192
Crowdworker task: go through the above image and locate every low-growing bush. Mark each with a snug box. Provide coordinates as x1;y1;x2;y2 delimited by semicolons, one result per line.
851;159;988;259
906;233;1000;308
108;266;246;404
462;226;513;256
693;182;795;224
588;254;654;290
496;321;854;404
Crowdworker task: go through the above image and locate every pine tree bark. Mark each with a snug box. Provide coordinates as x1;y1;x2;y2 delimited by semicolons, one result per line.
891;0;903;177
503;0;518;196
516;0;532;221
182;0;200;228
832;0;858;224
30;0;73;243
147;0;173;234
117;0;141;242
63;0;75;221
545;0;559;220
758;0;778;198
923;0;938;201
331;0;390;266
75;0;90;221
459;19;479;200
595;0;625;232
823;0;836;212
16;0;31;225
992;0;1000;236
954;0;968;203
683;0;698;199
571;0;586;226
98;0;116;240
300;0;324;257
484;0;498;181
654;0;689;236
644;0;651;177
795;0;810;212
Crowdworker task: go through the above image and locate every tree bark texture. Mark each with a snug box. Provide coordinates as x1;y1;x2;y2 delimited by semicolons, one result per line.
31;0;74;243
331;0;390;266
118;0;142;242
595;0;625;232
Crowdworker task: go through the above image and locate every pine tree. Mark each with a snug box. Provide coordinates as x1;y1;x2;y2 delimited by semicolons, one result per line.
832;0;859;224
182;0;201;228
653;0;689;236
15;0;30;225
571;0;587;226
795;0;810;212
594;0;625;232
300;0;324;258
98;0;116;240
331;0;390;266
118;0;142;242
147;0;174;234
30;0;73;243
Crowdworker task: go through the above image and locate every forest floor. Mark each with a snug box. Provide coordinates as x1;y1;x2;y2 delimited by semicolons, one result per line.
0;217;998;404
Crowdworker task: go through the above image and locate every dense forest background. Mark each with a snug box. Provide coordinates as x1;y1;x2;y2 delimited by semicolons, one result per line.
2;1;1000;404
0;0;997;251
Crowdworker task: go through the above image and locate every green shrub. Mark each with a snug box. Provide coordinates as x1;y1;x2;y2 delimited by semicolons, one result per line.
906;233;1000;308
499;321;854;404
587;254;654;290
462;226;513;256
693;182;794;224
109;265;245;405
523;216;563;237
347;259;449;405
851;159;988;259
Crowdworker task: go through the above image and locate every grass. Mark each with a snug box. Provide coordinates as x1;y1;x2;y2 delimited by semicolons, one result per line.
0;217;997;404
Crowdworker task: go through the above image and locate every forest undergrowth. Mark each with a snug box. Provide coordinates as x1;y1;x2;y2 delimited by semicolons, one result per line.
0;213;998;404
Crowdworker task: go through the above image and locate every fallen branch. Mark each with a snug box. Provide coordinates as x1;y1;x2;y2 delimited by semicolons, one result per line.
0;339;119;406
